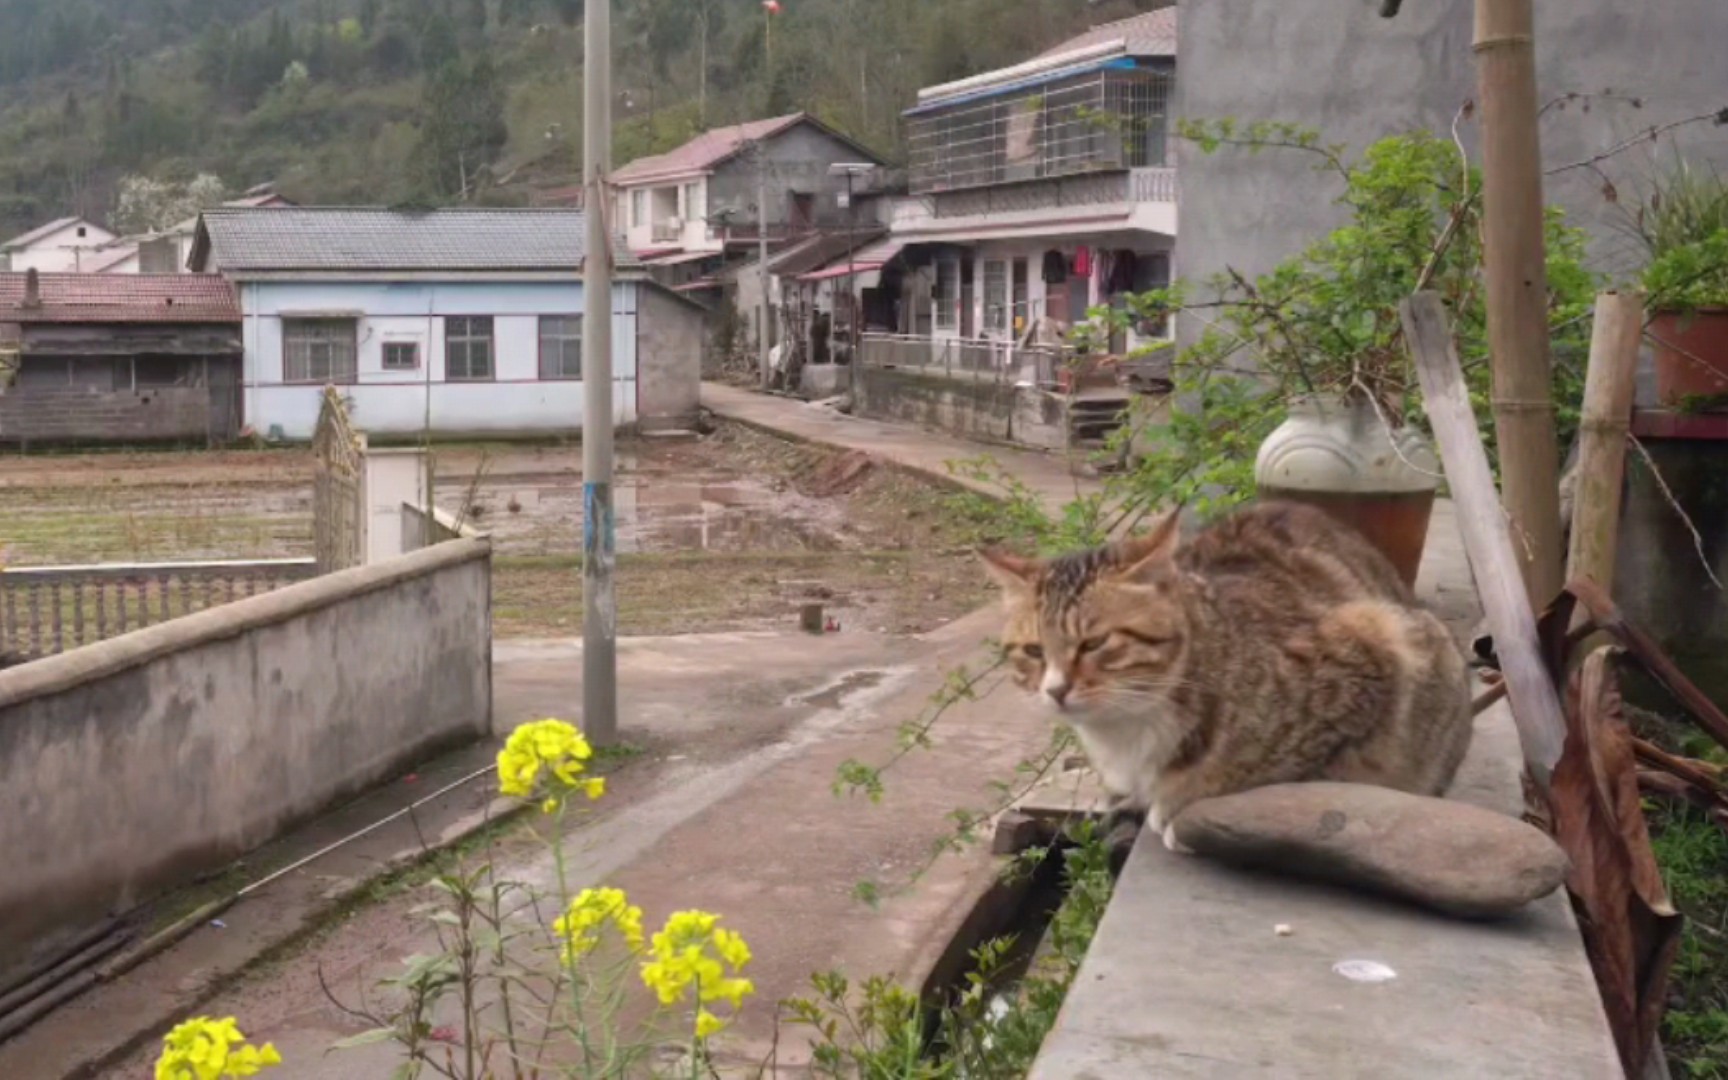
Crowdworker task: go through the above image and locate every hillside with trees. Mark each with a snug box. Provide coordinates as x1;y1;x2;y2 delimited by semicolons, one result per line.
0;0;1166;238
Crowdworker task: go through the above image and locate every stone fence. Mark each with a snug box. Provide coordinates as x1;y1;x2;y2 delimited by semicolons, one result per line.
0;538;493;979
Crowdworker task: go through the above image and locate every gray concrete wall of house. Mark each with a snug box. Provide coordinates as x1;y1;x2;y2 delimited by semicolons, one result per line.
0;539;493;980
710;124;880;231
1174;0;1728;344
0;353;242;446
1616;438;1728;709
855;366;1069;450
636;285;705;432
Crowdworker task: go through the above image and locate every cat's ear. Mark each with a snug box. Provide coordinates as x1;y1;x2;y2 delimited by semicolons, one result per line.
1111;507;1183;583
977;546;1039;593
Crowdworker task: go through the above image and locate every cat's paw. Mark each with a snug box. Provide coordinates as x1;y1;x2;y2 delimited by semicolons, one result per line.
1161;821;1194;855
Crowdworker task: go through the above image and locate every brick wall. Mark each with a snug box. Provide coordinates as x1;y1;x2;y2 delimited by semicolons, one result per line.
0;385;212;446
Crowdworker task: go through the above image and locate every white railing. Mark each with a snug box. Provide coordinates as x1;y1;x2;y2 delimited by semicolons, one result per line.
0;558;319;661
859;333;1065;387
1131;167;1178;204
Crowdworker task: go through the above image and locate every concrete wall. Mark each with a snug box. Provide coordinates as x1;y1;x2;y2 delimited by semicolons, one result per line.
1175;0;1728;330
636;285;705;432
240;279;643;439
0;539;493;977
855;366;1068;450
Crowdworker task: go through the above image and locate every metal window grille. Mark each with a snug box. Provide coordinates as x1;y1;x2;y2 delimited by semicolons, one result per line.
446;316;494;381
908;69;1171;195
382;342;419;370
683;182;701;219
282;319;358;384
538;316;583;379
631;190;647;228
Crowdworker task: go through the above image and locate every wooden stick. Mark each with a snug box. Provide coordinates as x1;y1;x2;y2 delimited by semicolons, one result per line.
1403;292;1568;781
1474;0;1565;610
1566;291;1645;600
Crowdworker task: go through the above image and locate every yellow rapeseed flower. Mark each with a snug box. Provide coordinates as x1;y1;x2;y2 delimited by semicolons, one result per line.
554;887;646;962
155;1017;282;1080
497;719;596;808
639;910;755;1038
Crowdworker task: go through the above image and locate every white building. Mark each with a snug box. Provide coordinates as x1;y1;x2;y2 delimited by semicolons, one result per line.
0;218;119;273
189;207;707;440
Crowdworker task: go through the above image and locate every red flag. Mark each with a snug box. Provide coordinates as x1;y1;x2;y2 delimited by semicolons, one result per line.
763;0;782;12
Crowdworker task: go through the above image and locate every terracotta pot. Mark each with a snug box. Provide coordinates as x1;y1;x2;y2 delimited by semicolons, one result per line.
1254;392;1441;588
1650;308;1728;407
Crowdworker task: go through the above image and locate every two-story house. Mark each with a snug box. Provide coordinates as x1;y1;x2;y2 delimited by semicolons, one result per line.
611;112;888;272
885;9;1177;354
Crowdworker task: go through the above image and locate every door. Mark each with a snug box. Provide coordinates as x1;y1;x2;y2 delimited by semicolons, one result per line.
960;259;976;338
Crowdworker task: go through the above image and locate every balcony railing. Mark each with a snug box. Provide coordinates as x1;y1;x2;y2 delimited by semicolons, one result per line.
1131;166;1178;204
0;558;319;662
860;333;1067;387
651;221;682;243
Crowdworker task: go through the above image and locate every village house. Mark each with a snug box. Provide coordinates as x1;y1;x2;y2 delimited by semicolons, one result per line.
0;271;243;447
188;206;705;441
611;112;889;300
0;218;119;274
835;9;1180;450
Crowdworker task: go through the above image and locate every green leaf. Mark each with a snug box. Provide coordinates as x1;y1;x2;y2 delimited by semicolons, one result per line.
331;1028;396;1050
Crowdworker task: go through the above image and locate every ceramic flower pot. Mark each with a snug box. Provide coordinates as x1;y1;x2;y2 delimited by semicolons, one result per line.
1649;308;1728;408
1254;391;1441;588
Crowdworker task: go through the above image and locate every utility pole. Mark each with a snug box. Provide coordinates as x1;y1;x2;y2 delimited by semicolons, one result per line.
757;144;772;388
1475;0;1563;609
581;0;617;746
830;163;876;352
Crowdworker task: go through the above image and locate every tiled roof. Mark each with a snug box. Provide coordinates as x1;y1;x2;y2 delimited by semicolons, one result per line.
195;207;640;274
1;217;95;252
612;114;810;185
0;273;240;323
1039;7;1178;59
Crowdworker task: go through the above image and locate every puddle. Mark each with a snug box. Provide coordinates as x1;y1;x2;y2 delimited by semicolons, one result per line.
796;670;887;710
436;440;846;557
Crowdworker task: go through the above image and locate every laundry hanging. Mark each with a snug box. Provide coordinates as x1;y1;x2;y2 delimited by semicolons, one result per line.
1042;250;1067;284
1072;246;1092;277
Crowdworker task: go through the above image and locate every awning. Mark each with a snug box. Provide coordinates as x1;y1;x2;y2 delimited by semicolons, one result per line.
645;250;716;267
905;56;1138;116
673;278;721;292
798;240;905;282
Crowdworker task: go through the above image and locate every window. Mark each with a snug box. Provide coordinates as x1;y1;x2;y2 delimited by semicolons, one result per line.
682;182;701;221
282;319;358;384
933;259;959;331
445;316;494;381
983;259;1009;334
382;341;420;371
538;316;583;380
631;190;647;229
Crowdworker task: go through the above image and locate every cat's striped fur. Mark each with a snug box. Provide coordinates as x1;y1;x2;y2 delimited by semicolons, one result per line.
982;501;1473;847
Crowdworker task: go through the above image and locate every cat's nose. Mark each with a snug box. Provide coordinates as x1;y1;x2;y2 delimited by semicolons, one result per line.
1045;683;1070;708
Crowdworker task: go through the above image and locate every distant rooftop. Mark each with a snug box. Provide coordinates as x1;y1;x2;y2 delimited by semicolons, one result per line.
612;113;882;186
0;273;239;323
1;216;109;252
192;207;640;275
1038;7;1178;60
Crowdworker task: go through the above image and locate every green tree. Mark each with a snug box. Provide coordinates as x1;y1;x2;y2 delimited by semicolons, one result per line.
412;56;508;198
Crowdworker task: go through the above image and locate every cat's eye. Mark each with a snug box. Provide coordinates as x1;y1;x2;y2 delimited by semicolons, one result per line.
1079;635;1110;654
1019;643;1044;661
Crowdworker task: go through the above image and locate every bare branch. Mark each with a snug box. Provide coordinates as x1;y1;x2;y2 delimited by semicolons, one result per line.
1545;108;1728;178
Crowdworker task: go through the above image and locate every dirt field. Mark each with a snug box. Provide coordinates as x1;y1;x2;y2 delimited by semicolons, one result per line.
0;424;995;637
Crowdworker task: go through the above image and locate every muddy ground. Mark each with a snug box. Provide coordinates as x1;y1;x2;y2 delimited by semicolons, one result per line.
0;423;995;637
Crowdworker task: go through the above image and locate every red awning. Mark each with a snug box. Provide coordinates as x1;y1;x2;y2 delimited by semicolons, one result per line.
797;240;904;282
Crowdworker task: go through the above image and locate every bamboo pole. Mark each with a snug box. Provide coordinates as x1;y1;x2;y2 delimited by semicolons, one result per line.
1403;292;1568;781
1475;0;1565;611
1566;291;1645;599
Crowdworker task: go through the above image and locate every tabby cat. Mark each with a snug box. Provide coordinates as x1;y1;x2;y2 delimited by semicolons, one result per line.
981;501;1473;849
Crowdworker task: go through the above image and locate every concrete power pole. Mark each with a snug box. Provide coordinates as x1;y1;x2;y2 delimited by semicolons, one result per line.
582;0;617;746
758;144;772;388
